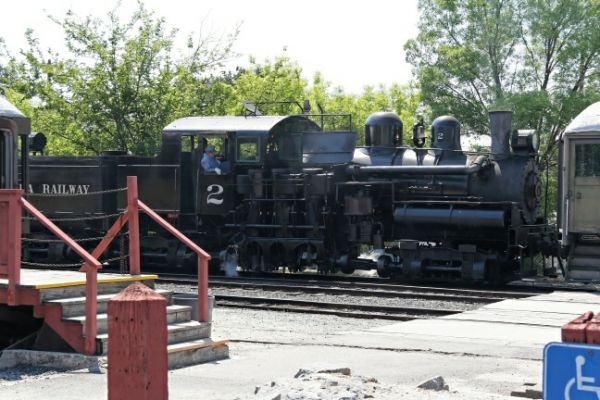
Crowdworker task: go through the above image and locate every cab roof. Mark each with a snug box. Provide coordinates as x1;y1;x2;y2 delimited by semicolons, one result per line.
0;95;31;136
163;115;315;136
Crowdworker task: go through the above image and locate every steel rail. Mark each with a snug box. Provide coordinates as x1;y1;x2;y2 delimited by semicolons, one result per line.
209;280;505;303
214;294;461;320
157;273;542;301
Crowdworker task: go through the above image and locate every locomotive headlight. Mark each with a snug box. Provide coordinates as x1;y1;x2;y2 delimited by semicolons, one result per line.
511;129;539;154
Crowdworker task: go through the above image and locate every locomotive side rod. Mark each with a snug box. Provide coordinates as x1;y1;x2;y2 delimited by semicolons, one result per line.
346;155;489;176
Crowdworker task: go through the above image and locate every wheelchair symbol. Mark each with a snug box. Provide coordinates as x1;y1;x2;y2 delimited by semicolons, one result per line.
564;355;600;399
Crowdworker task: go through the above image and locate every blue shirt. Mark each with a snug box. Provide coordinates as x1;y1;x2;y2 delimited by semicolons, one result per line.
201;153;221;172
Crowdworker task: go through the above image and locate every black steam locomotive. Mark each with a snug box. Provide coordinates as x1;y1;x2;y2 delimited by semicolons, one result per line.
21;103;555;282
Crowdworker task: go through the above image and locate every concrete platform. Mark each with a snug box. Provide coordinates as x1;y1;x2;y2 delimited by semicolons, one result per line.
332;291;600;361
2;290;599;399
0;268;158;289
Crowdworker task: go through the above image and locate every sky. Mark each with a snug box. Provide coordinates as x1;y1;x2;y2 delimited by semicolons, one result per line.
1;0;420;94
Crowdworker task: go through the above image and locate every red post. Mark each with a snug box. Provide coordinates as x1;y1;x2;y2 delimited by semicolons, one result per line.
127;176;141;275
84;269;97;355
198;257;209;322
108;283;168;400
0;189;23;305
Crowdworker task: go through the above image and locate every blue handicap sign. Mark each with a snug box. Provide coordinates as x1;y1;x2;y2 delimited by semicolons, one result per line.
544;342;600;399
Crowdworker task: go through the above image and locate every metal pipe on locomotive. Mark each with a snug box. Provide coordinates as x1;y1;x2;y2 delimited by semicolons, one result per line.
21;102;555;282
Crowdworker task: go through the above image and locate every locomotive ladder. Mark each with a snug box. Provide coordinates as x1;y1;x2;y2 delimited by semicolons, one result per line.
0;176;212;356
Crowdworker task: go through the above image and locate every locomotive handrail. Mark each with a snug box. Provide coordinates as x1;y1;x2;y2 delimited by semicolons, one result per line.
346;154;490;176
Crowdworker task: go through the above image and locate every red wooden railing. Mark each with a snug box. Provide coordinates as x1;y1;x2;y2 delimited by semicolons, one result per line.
126;176;212;322
0;189;103;354
0;175;211;356
86;176;211;353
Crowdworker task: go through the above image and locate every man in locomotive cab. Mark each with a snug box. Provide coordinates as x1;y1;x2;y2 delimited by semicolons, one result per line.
201;139;230;174
201;144;222;174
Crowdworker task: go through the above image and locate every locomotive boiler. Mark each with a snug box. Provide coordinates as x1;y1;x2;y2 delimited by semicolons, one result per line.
338;110;551;281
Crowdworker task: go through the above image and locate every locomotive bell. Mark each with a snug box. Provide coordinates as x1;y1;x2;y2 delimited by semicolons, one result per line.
431;116;461;150
364;112;403;146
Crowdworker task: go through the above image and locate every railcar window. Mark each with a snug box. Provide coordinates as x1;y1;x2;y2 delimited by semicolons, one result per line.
237;137;260;162
575;143;600;177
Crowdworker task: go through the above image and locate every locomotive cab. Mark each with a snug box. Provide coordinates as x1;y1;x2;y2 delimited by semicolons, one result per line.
161;115;322;219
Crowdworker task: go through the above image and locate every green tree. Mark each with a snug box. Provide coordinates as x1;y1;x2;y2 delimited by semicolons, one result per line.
406;0;600;218
405;0;600;138
3;3;238;155
232;56;308;115
232;56;422;143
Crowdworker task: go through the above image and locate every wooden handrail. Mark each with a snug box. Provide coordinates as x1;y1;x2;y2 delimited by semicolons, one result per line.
91;176;212;323
2;175;212;356
137;201;211;259
21;198;102;270
137;199;212;322
20;197;102;355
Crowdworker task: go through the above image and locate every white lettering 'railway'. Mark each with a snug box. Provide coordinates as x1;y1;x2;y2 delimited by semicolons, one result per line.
37;184;91;195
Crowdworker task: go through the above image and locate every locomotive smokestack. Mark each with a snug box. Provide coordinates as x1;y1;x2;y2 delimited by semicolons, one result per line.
489;111;512;158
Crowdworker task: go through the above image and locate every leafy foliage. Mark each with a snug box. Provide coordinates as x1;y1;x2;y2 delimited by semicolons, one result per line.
406;0;600;216
2;3;237;155
406;0;600;135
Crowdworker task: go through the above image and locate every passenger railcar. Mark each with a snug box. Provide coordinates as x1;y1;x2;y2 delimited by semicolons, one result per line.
557;103;600;280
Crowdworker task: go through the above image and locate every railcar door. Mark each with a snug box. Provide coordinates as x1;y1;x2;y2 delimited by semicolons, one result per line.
569;139;600;233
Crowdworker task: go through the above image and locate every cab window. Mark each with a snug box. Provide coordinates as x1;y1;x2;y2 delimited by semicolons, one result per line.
237;137;260;162
202;137;226;155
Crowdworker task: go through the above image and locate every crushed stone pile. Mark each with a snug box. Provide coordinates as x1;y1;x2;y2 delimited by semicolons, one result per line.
236;365;450;400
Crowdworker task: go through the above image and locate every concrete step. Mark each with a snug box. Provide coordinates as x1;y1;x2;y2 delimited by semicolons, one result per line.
64;305;192;335
168;338;229;369
96;320;212;355
45;289;173;318
39;279;156;301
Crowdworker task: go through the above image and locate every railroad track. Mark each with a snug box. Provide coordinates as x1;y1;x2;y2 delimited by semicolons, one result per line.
157;273;545;303
214;294;460;321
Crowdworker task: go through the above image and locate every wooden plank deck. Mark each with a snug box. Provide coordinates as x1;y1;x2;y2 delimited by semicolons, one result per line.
0;269;158;290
